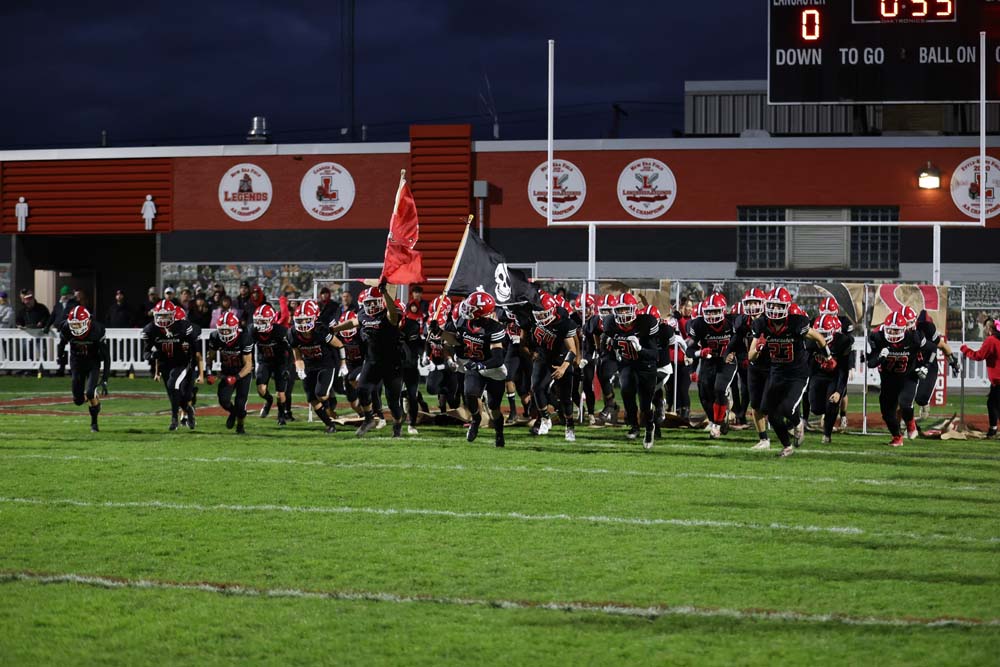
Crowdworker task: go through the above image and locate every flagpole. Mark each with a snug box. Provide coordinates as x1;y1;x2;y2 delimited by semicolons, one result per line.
393;169;406;214
443;218;474;294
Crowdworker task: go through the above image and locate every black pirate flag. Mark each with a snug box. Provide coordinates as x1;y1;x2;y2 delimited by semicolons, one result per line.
444;224;540;307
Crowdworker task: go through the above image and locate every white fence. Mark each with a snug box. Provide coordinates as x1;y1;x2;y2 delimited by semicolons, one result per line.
0;328;992;389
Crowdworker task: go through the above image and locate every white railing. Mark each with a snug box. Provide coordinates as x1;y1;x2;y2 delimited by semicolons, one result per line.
0;329;992;388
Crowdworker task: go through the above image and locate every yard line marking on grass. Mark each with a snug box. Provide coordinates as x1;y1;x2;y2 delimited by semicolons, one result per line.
2;571;997;629
2;453;995;494
2;496;996;545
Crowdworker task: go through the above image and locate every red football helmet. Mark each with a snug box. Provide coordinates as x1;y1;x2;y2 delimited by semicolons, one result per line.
451;302;462;322
337;309;358;338
730;302;744;315
819;296;839;316
640;304;661;321
460;291;496;320
691;300;703;319
614;293;639;326
765;287;793;320
153;300;177;328
174;307;186;321
430;295;452;328
901;305;917;330
574;293;597;318
216;311;240;343
253;304;276;334
702;293;727;325
596;294;612;318
359;286;386;316
815;314;842;342
554;294;568;312
789;303;807;317
293;300;320;333
883;311;908;344
603;294;620;315
742;288;767;318
533;292;558;325
67;305;91;337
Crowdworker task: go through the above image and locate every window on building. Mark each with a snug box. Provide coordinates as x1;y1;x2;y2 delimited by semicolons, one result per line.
850;208;899;272
737;207;786;271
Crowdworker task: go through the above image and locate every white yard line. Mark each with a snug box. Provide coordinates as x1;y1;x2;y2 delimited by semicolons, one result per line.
1;496;995;545
2;453;995;494
1;571;996;629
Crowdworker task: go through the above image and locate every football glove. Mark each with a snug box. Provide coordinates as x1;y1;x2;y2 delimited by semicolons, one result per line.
949;352;962;373
915;366;929;380
465;360;486;372
224;375;238;386
690;371;699;384
820;358;837;372
626;335;641;352
99;380;109;397
296;367;307;380
698;348;713;360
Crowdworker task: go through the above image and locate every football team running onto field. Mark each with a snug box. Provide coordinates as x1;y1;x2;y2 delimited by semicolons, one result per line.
57;282;990;454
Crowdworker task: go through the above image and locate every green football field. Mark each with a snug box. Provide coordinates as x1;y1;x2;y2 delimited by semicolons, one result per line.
0;377;997;666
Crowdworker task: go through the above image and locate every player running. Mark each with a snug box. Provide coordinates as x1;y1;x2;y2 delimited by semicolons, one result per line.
526;292;580;440
807;314;853;444
686;293;737;439
141;300;203;431
288;299;347;434
59;306;110;432
207;311;254;435
251;304;293;427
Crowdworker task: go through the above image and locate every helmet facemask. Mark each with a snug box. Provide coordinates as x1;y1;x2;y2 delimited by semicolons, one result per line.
765;299;789;320
293;314;316;333
533;308;556;326
742;298;764;318
362;296;384;317
613;303;636;326
218;323;239;343
884;325;906;344
68;316;90;337
703;306;724;325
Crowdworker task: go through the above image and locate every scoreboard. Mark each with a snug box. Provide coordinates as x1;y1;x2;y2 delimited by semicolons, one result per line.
768;0;1000;103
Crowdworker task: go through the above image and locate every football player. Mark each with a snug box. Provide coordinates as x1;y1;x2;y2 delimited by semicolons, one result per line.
447;291;508;447
807;315;853;444
686;293;737;439
725;288;772;450
818;296;855;430
334;310;368;419
527;292;580;440
665;298;694;420
59;306;110;432
251;304;293;427
424;296;460;415
399;295;425;435
499;305;532;424
601;294;660;448
141;300;203;431
903;306;962;418
207;312;254;435
748;287;830;457
595;294;620;424
867;311;937;446
331;283;405;437
288;299;347;434
574;293;599;424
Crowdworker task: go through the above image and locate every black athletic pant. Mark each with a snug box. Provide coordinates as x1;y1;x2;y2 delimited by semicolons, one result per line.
164;365;195;417
808;375;841;437
359;361;403;422
580;360;596;415
402;366;421;426
733;363;750;421
697;361;737;424
427;368;460;411
987;382;1000;430
666;361;691;413
763;373;808;447
71;363;101;405
878;373;919;437
531;357;575;426
597;355;618;410
619;365;657;430
303;367;336;403
218;374;252;418
914;361;939;407
747;364;769;414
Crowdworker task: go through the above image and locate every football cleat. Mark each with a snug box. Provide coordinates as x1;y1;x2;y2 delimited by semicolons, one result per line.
821;435;832;444
627;426;640;440
840;415;848;431
260;395;273;418
168;416;179;431
467;421;480;443
751;439;771;450
277;414;286;427
643;426;654;450
392;423;402;438
90;423;99;433
709;423;722;439
226;412;236;430
778;446;795;458
375;415;387;430
794;421;805;447
505;413;518;426
538;417;552;435
326;425;337;435
495;433;505;448
407;425;418;435
889;435;904;447
185;406;196;430
906;420;919;440
355;418;378;437
236;424;247;436
564;428;576;443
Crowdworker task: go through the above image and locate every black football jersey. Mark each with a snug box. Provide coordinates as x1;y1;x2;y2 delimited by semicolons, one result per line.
686;314;736;364
915;312;942;346
868;329;935;378
141;320;200;368
59;321;108;366
455;317;506;362
727;313;770;369
252;323;291;368
288;322;337;371
602;314;660;371
358;310;401;365
582;314;602;357
807;332;853;393
209;329;254;376
751;313;813;378
528;309;578;362
426;327;449;363
337;331;366;367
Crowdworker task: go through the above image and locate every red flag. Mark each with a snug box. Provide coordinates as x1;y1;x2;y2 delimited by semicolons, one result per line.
381;173;425;284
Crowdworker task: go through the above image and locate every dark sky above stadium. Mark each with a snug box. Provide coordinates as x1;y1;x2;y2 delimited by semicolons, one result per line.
0;1;766;148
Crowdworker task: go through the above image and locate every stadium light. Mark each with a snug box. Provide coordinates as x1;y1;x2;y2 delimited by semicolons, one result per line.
917;162;940;190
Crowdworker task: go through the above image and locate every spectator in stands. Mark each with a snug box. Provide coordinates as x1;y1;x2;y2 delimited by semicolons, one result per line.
235;281;253;317
340;287;356;316
208;282;226;309
317;287;338;325
0;291;13;328
162;286;181;308
188;292;212;328
16;290;50;375
179;287;193;311
409;284;429;317
211;294;241;328
142;286;159;325
72;286;88;310
106;289;134;328
48;285;77;332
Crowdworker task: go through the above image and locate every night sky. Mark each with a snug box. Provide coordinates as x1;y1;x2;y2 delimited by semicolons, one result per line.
0;1;767;149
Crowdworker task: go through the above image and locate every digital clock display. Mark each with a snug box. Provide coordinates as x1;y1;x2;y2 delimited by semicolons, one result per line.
852;0;956;23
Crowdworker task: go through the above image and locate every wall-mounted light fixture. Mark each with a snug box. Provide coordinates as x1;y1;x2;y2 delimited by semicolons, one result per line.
917;161;941;190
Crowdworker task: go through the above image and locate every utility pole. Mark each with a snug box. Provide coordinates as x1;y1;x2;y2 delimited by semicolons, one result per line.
340;0;356;140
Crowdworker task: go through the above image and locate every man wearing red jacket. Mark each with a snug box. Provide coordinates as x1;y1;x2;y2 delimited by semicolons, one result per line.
961;317;1000;438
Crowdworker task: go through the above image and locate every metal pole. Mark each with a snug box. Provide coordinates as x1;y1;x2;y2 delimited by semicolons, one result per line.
932;225;941;285
477;197;485;239
960;285;967;427
547;39;554;229
980;31;987;230
861;283;870;435
673;280;681;412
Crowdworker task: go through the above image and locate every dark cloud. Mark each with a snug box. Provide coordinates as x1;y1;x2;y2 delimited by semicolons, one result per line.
0;0;766;148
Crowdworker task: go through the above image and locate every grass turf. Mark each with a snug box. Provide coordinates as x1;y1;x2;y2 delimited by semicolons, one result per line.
0;377;997;665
